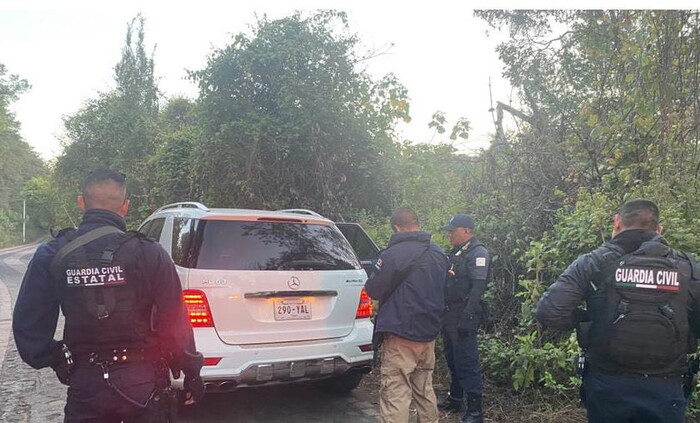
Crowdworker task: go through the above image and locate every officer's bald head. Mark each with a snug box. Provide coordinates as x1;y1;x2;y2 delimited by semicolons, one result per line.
390;207;420;232
78;169;129;216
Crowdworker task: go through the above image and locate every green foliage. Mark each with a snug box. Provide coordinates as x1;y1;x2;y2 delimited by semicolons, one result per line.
55;15;160;225
0;63;45;246
9;11;700;415
149;97;199;207
481;331;579;392
190;11;404;218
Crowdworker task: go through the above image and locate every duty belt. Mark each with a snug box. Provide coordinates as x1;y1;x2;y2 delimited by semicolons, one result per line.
77;347;162;364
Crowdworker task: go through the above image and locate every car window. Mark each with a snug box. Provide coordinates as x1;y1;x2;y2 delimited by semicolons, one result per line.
172;217;200;267
336;223;379;262
189;220;361;271
144;217;165;241
138;220;152;235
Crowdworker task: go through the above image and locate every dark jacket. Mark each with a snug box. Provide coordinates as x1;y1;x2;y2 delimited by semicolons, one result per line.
536;230;700;369
12;209;202;377
365;231;449;342
444;238;491;330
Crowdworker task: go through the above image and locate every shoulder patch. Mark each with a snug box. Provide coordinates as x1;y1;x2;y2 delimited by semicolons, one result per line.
375;258;383;271
476;257;487;267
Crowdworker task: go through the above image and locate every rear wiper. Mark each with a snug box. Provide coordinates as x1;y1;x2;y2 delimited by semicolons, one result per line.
277;260;341;270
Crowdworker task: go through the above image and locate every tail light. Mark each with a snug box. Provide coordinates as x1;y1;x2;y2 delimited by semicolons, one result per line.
355;288;372;319
183;289;214;327
203;357;222;366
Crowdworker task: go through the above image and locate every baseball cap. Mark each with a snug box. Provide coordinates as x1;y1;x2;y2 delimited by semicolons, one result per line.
442;213;476;231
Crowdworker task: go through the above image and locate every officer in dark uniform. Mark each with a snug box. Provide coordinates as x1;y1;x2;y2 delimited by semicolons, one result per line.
536;199;700;423
438;214;490;423
13;169;205;422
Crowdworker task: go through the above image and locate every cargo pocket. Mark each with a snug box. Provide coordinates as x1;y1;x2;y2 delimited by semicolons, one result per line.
108;361;157;407
609;311;680;370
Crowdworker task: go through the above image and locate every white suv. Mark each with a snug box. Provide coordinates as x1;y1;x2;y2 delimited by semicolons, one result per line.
138;202;379;394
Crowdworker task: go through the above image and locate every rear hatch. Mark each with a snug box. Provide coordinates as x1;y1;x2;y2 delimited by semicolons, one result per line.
184;217;367;345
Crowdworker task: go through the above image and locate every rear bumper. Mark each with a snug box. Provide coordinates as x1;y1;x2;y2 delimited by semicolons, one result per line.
175;319;374;391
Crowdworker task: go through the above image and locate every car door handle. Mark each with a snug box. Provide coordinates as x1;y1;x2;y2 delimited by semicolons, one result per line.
244;290;338;298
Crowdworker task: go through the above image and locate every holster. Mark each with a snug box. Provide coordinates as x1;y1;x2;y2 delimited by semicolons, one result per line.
51;341;75;385
575;322;591;379
576;321;592;350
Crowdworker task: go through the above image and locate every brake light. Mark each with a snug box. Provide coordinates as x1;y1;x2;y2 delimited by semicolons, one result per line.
183;290;214;327
203;357;222;366
359;344;373;352
355;288;372;319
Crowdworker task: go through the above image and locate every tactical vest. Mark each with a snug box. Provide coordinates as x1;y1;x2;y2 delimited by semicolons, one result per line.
445;240;488;306
51;228;155;354
588;237;690;377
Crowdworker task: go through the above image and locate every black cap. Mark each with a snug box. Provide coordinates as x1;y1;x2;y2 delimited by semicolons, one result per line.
442;213;475;231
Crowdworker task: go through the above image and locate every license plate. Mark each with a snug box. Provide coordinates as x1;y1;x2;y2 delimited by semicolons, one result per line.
274;299;312;321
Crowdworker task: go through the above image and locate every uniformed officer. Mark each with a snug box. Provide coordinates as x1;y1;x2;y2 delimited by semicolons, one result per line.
536;199;700;423
13;169;205;422
438;213;490;423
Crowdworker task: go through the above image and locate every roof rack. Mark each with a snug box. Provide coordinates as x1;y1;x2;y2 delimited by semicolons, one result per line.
276;209;324;218
155;202;210;213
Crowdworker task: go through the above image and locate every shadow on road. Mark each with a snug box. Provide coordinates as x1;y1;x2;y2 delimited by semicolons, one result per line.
179;382;379;423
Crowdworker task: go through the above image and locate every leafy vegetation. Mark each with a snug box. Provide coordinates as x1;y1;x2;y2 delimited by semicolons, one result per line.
6;9;700;420
0;64;45;247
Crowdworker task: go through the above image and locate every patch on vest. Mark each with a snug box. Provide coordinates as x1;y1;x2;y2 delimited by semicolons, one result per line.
375;258;383;271
65;265;127;287
614;266;680;292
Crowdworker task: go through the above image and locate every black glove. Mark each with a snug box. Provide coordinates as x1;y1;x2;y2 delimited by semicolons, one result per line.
50;342;74;385
183;375;205;405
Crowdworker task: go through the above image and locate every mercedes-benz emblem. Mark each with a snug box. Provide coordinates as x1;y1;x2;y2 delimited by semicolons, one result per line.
287;276;301;290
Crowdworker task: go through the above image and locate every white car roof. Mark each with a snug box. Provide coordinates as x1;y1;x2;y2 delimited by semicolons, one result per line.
147;202;333;224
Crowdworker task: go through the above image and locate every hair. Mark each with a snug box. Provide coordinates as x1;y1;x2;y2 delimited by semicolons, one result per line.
619;199;659;230
81;169;128;210
390;207;419;229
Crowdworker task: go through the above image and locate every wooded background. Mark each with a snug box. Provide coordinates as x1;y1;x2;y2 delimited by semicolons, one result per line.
4;10;700;419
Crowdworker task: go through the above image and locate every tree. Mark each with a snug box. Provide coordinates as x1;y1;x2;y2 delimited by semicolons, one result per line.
190;11;409;218
150;97;199;205
55;15;159;223
0;64;45;246
469;10;700;394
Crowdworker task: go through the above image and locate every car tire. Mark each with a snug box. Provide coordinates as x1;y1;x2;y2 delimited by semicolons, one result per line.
315;372;364;394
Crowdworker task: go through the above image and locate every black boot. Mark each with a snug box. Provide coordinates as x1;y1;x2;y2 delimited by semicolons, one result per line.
461;393;483;423
437;395;464;412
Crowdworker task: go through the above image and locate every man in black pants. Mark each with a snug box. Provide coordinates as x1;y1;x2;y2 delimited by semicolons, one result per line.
14;169;204;422
439;214;491;423
536;199;700;423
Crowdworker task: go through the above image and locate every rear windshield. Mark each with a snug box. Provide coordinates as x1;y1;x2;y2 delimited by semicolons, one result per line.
174;219;361;271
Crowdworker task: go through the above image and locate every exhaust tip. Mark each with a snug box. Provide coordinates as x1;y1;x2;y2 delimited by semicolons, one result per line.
351;365;372;374
219;381;238;392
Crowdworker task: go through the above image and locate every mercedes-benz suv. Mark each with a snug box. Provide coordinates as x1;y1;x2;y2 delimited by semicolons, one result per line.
137;202;379;394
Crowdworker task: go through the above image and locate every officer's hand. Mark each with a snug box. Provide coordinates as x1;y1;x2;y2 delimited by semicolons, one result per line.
183;375;205;405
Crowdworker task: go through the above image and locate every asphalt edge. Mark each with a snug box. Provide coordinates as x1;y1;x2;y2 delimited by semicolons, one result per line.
0;274;11;371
